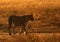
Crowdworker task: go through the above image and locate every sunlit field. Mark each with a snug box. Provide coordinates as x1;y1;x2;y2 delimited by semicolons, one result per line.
0;33;60;42
0;0;60;42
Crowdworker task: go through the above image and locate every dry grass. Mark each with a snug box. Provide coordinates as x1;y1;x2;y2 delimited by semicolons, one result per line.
0;33;60;42
0;0;60;42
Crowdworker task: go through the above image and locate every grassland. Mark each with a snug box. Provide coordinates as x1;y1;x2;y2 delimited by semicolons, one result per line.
0;0;60;42
0;33;60;42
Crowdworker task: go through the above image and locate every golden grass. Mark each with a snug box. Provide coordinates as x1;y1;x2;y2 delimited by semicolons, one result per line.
0;0;60;42
0;33;60;42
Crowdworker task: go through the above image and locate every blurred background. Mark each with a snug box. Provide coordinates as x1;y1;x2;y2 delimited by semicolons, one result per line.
0;0;60;33
0;0;60;42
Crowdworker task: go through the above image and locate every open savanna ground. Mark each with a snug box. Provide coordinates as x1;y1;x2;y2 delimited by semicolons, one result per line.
0;33;60;42
0;0;60;42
